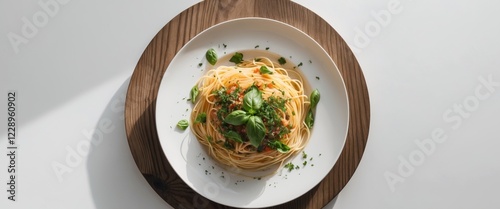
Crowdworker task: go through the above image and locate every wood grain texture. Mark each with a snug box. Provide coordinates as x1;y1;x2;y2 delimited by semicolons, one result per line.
125;0;370;208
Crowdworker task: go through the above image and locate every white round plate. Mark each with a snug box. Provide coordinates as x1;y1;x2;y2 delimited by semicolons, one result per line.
156;17;348;208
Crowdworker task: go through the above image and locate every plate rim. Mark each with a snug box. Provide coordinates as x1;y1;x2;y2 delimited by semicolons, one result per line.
154;17;350;208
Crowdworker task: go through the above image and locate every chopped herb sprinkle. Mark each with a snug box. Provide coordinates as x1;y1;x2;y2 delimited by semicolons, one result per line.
229;52;244;64
278;57;286;65
284;162;295;172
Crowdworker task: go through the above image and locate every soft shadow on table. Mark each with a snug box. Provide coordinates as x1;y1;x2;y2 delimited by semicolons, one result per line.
86;78;173;209
87;77;341;209
324;196;338;209
0;60;129;138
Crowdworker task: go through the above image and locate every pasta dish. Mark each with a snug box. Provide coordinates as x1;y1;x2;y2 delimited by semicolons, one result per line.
189;55;318;170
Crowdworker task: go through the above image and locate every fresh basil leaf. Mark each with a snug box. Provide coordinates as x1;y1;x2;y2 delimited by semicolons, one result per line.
243;87;263;114
305;108;314;128
229;52;243;64
310;89;320;109
195;112;207;123
268;140;290;153
223;130;243;143
190;85;199;104
259;66;273;74
278;57;286;65
177;119;189;130
246;116;266;147
224;110;250;125
205;48;217;65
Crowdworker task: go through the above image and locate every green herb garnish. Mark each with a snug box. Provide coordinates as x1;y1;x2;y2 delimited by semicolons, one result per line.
223;130;243;143
177;119;189;130
190;85;199;104
242;86;263;114
224;110;250;125
195;112;207;123
268;140;290;153
305;108;314;128
310;89;320;108
246;116;266;147
284;162;295;171
229;52;244;64
224;140;234;149
214;82;291;150
305;89;320;128
221;86;266;148
205;48;217;65
278;57;286;65
259;66;273;74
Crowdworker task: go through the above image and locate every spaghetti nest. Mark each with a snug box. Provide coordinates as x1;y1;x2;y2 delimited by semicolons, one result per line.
190;57;310;170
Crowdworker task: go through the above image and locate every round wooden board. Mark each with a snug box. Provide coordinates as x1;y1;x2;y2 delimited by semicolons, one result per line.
125;0;370;208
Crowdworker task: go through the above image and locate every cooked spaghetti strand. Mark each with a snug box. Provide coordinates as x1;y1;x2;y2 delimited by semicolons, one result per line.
190;58;310;170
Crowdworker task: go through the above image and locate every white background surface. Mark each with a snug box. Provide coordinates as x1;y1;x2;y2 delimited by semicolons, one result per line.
1;0;500;208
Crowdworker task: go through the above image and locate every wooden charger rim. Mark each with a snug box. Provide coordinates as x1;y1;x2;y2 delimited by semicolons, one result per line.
124;0;370;208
